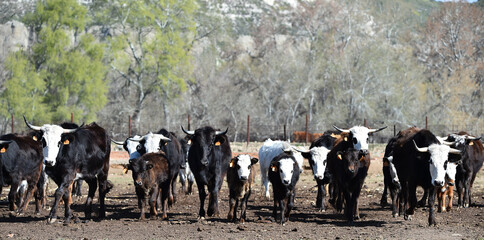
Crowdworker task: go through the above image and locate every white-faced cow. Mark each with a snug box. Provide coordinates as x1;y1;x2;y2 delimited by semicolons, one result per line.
24;116;112;224
268;153;300;225
181;126;231;219
226;154;258;223
0;134;43;215
258;139;304;200
294;133;337;211
392;127;461;226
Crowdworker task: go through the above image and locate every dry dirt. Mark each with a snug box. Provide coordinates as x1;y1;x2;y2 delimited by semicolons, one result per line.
1;143;484;240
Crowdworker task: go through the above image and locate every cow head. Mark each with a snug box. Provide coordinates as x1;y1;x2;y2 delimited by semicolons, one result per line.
129;157;153;186
384;156;401;190
445;161;458;186
135;132;171;154
24;116;79;167
112;135;143;161
295;146;330;181
271;156;297;186
333;125;386;155
181;126;227;166
229;155;258;181
413;140;460;187
336;149;362;178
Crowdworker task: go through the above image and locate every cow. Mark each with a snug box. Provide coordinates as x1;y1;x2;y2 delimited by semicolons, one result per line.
268;153;300;225
135;130;182;206
226;154;258;223
178;138;194;195
0;134;44;215
24;116;112;224
111;135;143;162
380;136;401;217
258;139;304;200
293;133;337;211
436;161;458;212
128;152;171;220
327;125;386;220
392;127;461;226
181;126;231;219
445;133;483;208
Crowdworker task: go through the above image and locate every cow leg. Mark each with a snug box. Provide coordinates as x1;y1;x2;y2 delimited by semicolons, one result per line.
97;170;112;220
279;199;286;225
447;185;454;212
436;188;444;213
171;172;178;205
381;184;389;207
261;171;270;200
285;191;295;222
197;185;207;219
343;189;353;222
227;190;236;222
468;173;478;207
428;187;437;226
48;177;75;224
405;183;417;220
390;187;399;217
207;190;219;217
179;170;186;194
135;187;146;220
456;179;464;208
316;183;325;211
84;178;98;220
160;181;170;220
240;190;251;223
62;184;74;225
149;186;159;220
17;180;38;214
463;171;473;208
8;182;19;211
441;188;447;212
187;176;194;195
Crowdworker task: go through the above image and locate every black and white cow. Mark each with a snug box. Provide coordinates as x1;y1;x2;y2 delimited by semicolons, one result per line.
268;153;300;225
181;126;231;218
178;138;194;195
0;134;44;214
392;127;461;226
380;136;401;217
24;116;112;224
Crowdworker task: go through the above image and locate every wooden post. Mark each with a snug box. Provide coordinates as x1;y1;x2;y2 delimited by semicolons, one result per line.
305;113;309;143
11;114;14;133
394;125;396;136
129;115;132;136
425;116;428;130
188;114;191;131
364;119;367;127
247;115;250;146
71;113;74;123
284;124;287;141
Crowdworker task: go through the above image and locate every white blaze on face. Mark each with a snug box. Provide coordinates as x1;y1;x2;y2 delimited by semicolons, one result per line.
126;135;142;159
279;158;295;185
349;126;371;151
428;144;451;186
41;124;65;166
446;162;457;182
310;146;330;180
143;132;167;153
387;156;399;184
236;155;252;180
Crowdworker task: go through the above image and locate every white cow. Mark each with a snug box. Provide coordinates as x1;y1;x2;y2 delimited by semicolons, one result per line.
258;139;303;199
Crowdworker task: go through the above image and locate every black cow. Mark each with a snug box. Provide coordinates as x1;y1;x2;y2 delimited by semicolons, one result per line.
178;138;194;195
0;134;43;214
445;132;483;208
295;133;336;211
128;152;170;220
380;136;401;217
181;126;231;218
24;117;112;224
268;153;300;225
226;154;258;223
392;127;460;226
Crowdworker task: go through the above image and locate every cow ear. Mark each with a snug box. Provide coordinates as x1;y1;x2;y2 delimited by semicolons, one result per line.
229;158;236;168
214;135;225;146
337;151;343;160
251;157;259;165
271;164;278;172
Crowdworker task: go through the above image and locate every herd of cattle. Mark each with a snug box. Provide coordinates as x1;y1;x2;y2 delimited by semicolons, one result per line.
0;117;483;227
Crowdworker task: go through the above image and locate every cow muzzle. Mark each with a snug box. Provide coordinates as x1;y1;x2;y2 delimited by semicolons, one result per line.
239;176;248;181
433;180;444;187
135;180;143;186
314;174;324;180
44;159;55;167
201;158;209;166
359;149;369;156
282;180;290;186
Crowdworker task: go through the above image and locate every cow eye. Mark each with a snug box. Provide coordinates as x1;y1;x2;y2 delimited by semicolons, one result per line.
353;138;358;144
136;145;142;151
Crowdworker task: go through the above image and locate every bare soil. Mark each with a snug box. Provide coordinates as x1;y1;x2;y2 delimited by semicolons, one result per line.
1;144;484;240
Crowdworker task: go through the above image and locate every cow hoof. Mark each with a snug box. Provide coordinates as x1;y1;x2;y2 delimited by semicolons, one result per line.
404;215;413;221
8;211;17;218
446;207;452;212
392;213;399;218
47;217;57;224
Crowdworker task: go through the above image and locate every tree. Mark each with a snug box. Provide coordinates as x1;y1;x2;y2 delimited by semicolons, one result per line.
0;0;108;125
107;0;197;131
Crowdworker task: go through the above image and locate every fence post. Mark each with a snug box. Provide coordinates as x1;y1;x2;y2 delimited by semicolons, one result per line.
71;113;74;123
247;115;250;146
11;114;14;133
394;125;396;136
364;119;367;127
425;116;428;130
129;115;132;136
305;113;309;143
284;124;287;141
188;114;191;131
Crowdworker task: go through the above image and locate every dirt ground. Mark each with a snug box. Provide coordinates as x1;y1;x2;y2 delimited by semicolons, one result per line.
1;143;484;240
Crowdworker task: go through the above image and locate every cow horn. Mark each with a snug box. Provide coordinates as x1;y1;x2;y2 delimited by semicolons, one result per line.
23;115;41;131
63;127;78;133
128;137;142;142
181;126;194;135
465;135;481;141
413;140;428;153
291;146;309;153
154;134;171;142
333;125;350;133
368;126;387;133
0;140;12;144
215;128;228;135
449;148;461;154
111;139;125;145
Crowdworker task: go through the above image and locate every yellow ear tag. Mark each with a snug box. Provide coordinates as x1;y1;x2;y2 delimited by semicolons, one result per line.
271;166;278;172
0;148;5;153
164;142;168;146
229;160;234;168
123;167;128;174
469;142;474;146
33;136;38;141
187;140;191;145
215;141;221;146
337;154;342;160
63;139;70;145
344;137;348;142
